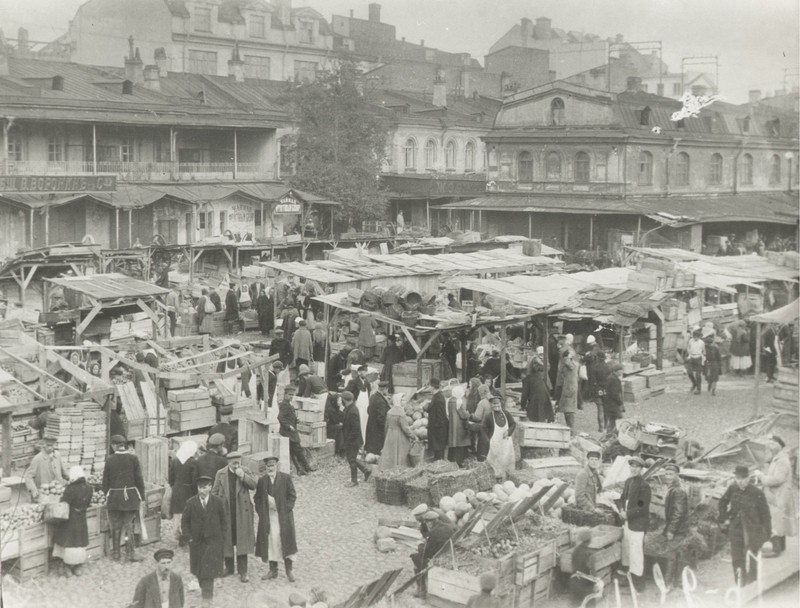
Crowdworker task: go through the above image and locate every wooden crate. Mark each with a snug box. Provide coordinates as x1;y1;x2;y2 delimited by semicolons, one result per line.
243;441;290;475
296;409;325;424
560;542;622;574
238;417;275;453
86;536;104;561
15;547;49;582
515;540;556;585
162;377;200;390
167;388;212;412
295;395;326;413
588;525;623;549
513;570;552;608
428;567;482;606
308;439;336;468
134;436;169;486
143;485;166;518
517;422;571;449
639;368;665;389
168;406;217;432
135;515;161;546
298;421;327;448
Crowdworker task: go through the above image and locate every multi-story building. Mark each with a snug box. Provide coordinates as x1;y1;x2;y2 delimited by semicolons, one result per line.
39;0;335;82
439;78;799;253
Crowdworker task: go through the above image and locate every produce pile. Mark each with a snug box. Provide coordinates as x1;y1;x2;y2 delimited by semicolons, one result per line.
0;504;45;532
37;480;65;500
1;384;30;404
90;489;107;506
87;472;103;486
403;397;430;440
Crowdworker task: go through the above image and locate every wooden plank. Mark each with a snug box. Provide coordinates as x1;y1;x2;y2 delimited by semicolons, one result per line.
117;382;146;420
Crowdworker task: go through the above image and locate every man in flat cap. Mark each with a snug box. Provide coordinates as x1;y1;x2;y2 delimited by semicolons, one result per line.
103;435;145;562
208;408;238;453
656;463;690;591
212;451;256;583
466;572;501;607
296;363;326;398
341;390;371;486
292;318;313;369
194;434;228;483
128;548;185;608
411;510;456;598
574;451;604;513
269;328;293;370
345;364;370;403
278;385;313;476
255;455;298;582
364;380;391;456
618;456;650;591
182;476;226;607
24;436;67;501
718;465;771;586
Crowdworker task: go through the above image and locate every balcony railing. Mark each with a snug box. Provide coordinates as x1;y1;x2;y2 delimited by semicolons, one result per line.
491;180;625;194
1;161;270;181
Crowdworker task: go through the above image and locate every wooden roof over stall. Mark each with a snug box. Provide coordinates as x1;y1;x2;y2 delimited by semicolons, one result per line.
45;273;169;302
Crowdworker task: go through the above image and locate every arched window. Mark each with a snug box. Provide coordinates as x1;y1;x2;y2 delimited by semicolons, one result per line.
545;151;561;180
675;152;690;186
444;140;456;170
741;153;753;185
424;139;437;170
769;154;781;184
638;151;653;185
518;151;533;183
464;141;475;172
48;131;64;162
403;138;416;170
574;151;590;183
709;153;723;185
550;97;565;126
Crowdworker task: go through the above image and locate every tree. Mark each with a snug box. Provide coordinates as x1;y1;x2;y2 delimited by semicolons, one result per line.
281;61;389;228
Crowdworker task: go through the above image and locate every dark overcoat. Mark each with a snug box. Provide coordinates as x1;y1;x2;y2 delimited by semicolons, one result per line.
102;451;145;511
254;472;298;562
212;466;257;557
129;571;185;608
53;478;93;548
341;403;364;452
364;392;390;454
169;456;197;515
181;494;227;580
427;391;449;453
521;372;553;422
620;475;651;532
194;451;228;483
278;399;301;444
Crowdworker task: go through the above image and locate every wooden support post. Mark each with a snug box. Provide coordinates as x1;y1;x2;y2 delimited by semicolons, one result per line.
589;215;594;250
1;412;11;475
45;206;50;246
478;210;482;235
500;324;507;396
426;200;430;231
155;375;162;435
233;129;238;180
75;302;104;341
100;348;110;384
92;123;97;175
655;316;664;371
542;317;550;389
459;330;468;383
528;214;532;239
115;208;120;249
128;209;133;248
618;324;624;364
38;345;48;398
29;208;34;248
754;322;762;417
415;330;440;389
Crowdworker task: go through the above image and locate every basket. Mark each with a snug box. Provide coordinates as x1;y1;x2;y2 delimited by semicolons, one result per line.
428;469;479;504
374;471;406;506
403;291;423;309
560;505;618;527
408;443;425;467
464;461;496;491
44;501;69;522
404;475;432;507
401;311;421;326
422;460;459;476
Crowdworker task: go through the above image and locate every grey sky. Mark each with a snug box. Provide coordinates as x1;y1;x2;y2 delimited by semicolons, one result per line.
2;0;798;103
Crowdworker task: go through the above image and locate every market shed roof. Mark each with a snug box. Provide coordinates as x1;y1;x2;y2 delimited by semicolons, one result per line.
751;299;800;324
45;273;169;301
365;249;562;275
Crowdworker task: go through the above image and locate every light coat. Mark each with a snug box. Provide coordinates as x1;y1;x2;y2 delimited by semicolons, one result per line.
762;448;798;537
212;466;257;557
292;326;314;363
557;351;579;414
254;472;298;562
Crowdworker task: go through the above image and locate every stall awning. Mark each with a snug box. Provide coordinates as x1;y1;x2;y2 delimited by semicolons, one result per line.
46;273;169;302
751;299;800;325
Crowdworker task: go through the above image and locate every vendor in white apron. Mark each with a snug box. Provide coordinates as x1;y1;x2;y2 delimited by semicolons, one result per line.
618;456;651;592
484;396;516;480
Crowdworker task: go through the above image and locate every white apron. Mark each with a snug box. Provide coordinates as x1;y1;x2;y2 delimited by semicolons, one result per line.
621;522;645;576
266;495;283;561
486;412;515;479
356;390;370;442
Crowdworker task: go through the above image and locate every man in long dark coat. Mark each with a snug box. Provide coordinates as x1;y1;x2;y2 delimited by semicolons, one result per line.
325;392;345;457
341;390;371;486
212;452;257;583
256;288;273;336
208;288;222;314
427;378;449;461
269;328;293;368
327;347;350;391
718;465;772;586
618;456;651;592
255;455;298;582
224;283;240;334
103;435;145;563
379;336;405;392
194;434;228;482
182;476;226;608
520;363;553;422
365;381;391;455
129;548;185;608
278;385;313;476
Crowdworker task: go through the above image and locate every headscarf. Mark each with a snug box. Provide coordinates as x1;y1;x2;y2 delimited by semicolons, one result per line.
176;440;199;464
69;465;85;483
478;384;490;398
466;377;481;414
391;393;407;410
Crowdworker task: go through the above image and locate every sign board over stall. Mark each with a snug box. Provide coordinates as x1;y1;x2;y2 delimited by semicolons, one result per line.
0;175;117;193
273;193;302;215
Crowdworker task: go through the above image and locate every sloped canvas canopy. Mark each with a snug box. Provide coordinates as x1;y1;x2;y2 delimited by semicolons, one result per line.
751;299;800;325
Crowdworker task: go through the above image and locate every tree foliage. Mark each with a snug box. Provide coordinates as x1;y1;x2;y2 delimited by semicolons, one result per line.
281;61;388;226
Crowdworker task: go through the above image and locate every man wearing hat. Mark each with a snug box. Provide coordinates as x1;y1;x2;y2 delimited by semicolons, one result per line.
24;436;67;500
265;361;283;409
103;435;146;562
208;409;238;453
326;346;350;392
466;572;501;607
574;451;603;513
341;390;371;486
296;363;326;398
520;360;553;423
255;455;298;582
182;476;226;607
411;510;456;598
718;465;772;585
291;318;313;369
269;328;294;369
617;456;651;591
603;363;624;433
364;380;391;456
426;378;449;462
345;365;369;403
224;282;240;334
278;385;313;475
212;451;257;583
655;463;690;591
195;434;229;482
346;336;366;367
129;548;185;608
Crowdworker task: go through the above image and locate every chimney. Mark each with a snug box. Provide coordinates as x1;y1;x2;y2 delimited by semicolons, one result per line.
17;27;29;52
521;18;533;40
144;65;160;91
432;68;447;107
368;3;381;22
748;89;761;104
124;36;144;84
460;70;470;98
228;43;244;82
533;17;551;40
154;48;168;77
626;76;642;92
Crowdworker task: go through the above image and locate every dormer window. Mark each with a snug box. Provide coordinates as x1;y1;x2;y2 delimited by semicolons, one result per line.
298;20;314;44
767;118;780;137
639;106;651;126
194;7;211;32
742;116;751;133
249;15;266;38
675;118;686;130
550;97;565;126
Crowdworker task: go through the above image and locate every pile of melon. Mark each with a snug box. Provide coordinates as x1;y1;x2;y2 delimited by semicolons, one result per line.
404;399;430;440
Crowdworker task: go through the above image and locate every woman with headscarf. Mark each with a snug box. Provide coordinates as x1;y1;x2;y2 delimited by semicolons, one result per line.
727;320;752;377
52;465;93;577
280;295;299;342
380;393;417;470
169;440;198;545
447;386;471;467
311;321;328;377
483;396;517;480
472;384;493;461
464;378;482;454
256;287;274;336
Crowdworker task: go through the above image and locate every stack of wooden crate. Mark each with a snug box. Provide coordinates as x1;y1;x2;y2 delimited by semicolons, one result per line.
294;395;327;448
622;375;649;404
80;404;107;473
773;366;798;417
45;409;83;470
559;525;622;591
134;436;169;486
1;521;50;581
517;422;571;452
167;387;216;432
639;368;666;397
0;421;37;470
393;359;442;395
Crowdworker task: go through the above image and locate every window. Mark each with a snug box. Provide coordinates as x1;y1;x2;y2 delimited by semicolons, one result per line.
767;119;781;137
298;20;314;44
639;106;651;126
198;212;206;230
294;60;317;82
638;151;653;185
244;56;270;79
219;211;226;233
545;151;561;180
574;152;590;183
7;131;22;161
403;139;416;170
121;137;133;163
709;153;723;184
464;141;475;172
254;209;262;227
672;83;682;96
641;84;648;93
444;140;456;170
742;154;753;185
742;116;750;133
157;220;178;244
550;98;565;126
424;140;436;170
675;152;690;185
769;154;781;184
187;50;217;75
518;151;533;183
48;132;64;162
656;83;664;96
194;7;212;32
249;15;266;38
